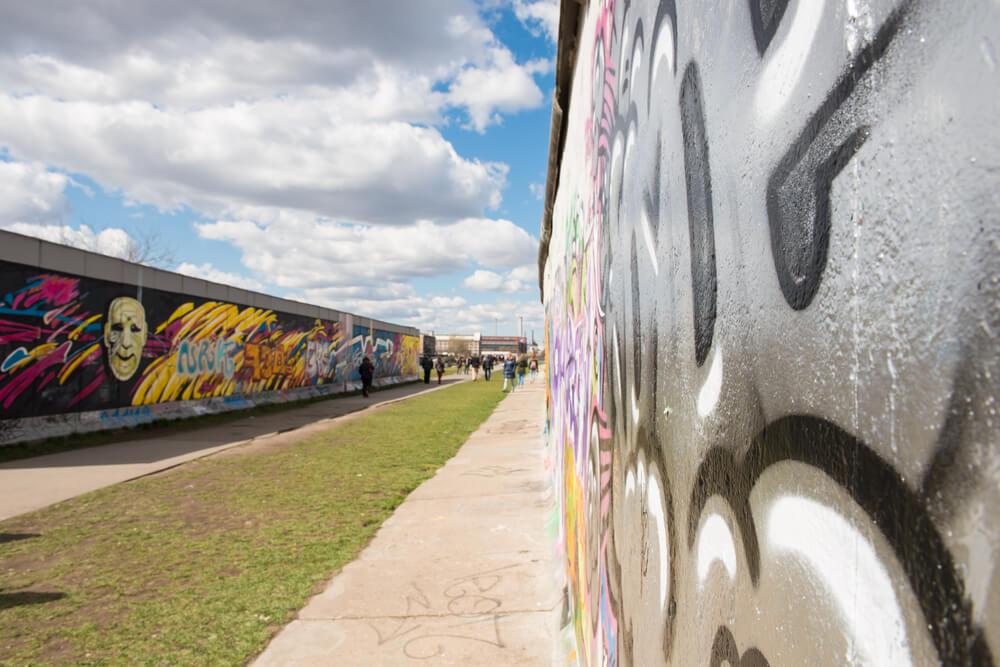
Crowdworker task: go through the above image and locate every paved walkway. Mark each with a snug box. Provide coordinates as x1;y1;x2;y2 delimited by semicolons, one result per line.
254;378;563;666
0;377;463;522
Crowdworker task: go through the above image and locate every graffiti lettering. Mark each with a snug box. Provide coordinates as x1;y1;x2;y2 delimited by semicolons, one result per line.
304;339;332;379
175;338;235;379
243;343;295;381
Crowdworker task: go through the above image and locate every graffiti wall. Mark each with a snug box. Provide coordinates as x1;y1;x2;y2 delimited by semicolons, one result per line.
541;0;999;664
348;325;421;382
0;260;419;443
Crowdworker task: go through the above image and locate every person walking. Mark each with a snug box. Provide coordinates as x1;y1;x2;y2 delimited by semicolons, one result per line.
359;356;374;397
470;355;481;381
420;355;433;384
502;353;517;392
483;355;493;381
435;356;445;384
529;357;539;383
517;355;528;387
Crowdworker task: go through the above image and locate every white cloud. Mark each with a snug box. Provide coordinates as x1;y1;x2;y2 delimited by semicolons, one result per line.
420;297;544;337
508;264;537;282
0;96;508;226
3;222;135;259
295;284;544;338
463;264;536;293
512;0;560;43
0;161;69;224
174;262;263;291
0;3;508;111
431;295;467;308
195;216;537;290
448;48;548;131
464;269;505;290
528;182;545;200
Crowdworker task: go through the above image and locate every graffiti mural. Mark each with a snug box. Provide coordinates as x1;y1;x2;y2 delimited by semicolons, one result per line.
0;261;419;442
541;0;999;664
346;326;421;383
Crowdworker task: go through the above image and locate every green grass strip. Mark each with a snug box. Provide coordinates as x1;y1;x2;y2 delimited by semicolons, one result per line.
0;380;505;665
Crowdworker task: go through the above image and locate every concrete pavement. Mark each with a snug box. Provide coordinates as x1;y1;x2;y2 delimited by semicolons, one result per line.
253;377;564;667
0;377;463;521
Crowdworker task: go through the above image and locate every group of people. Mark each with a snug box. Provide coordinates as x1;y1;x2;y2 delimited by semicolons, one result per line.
361;353;540;398
498;354;540;391
452;355;492;380
438;353;540;391
419;355;448;385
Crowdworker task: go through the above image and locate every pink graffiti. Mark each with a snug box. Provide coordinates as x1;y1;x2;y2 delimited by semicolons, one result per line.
13;275;81;310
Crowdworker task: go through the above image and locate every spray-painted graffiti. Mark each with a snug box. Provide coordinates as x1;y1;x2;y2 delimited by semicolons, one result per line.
348;325;421;382
542;0;999;664
0;261;420;441
175;339;236;380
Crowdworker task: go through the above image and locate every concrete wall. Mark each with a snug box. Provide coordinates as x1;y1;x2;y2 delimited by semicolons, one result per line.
0;230;420;444
540;0;999;664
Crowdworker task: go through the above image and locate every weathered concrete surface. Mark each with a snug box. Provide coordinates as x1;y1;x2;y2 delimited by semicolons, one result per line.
0;378;463;521
254;379;563;667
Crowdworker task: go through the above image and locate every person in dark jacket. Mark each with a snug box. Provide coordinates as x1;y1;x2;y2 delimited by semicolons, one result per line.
470;355;481;381
502;354;517;392
483;355;493;381
420;355;433;384
359;356;374;397
435;357;445;384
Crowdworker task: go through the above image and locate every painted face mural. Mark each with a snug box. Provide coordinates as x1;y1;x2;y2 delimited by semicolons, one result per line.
542;0;999;665
103;296;147;381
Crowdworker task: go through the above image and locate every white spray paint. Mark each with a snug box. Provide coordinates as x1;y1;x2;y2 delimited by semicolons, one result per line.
646;469;670;610
697;346;723;417
767;495;913;666
696;512;738;585
651;15;675;85
754;0;826;121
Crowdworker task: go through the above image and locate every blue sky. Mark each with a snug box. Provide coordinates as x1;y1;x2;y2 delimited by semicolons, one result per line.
0;0;558;338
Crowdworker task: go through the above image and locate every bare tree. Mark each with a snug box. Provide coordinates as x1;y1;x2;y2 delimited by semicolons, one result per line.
449;338;473;357
119;228;175;267
58;223;176;268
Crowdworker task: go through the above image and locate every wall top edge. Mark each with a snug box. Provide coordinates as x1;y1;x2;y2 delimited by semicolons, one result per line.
537;0;586;302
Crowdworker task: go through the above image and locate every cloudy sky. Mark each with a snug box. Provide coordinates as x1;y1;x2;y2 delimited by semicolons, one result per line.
0;0;557;339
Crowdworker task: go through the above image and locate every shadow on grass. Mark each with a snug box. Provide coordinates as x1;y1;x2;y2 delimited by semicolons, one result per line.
0;591;66;610
0;533;40;545
0;379;429;466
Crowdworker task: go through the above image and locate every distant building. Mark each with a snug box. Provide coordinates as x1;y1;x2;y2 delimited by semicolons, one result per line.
435;333;480;357
480;335;527;356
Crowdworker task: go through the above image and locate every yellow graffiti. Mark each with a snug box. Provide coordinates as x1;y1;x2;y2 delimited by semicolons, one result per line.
134;301;272;405
563;438;592;662
68;314;102;341
401;335;420;376
156;301;195;333
132;301;345;407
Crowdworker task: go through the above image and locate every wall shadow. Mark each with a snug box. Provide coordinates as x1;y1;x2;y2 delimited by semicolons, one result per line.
0;591;66;610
